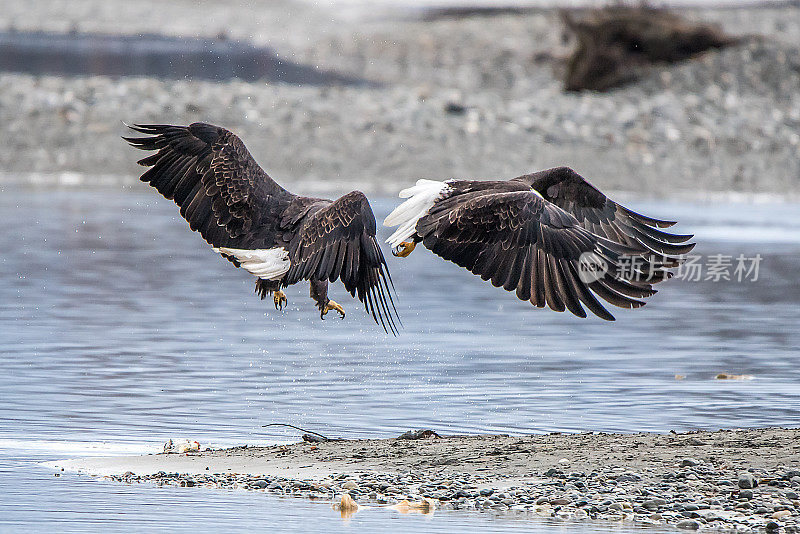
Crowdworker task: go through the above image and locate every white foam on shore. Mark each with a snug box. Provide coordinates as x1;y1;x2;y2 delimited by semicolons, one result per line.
0;438;158;457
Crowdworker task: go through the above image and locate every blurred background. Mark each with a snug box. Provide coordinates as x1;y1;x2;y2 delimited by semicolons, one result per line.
1;1;799;532
0;0;798;196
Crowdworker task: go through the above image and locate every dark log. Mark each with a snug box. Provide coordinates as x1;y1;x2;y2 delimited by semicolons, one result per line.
562;7;738;92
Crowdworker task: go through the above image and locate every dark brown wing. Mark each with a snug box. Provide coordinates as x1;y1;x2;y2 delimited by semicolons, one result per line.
417;189;660;321
284;191;399;334
123;123;293;250
516;167;694;268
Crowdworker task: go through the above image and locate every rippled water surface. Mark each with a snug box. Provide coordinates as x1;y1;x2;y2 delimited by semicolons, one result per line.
1;187;798;532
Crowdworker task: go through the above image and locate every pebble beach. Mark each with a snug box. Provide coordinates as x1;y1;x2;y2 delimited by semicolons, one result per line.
55;429;800;532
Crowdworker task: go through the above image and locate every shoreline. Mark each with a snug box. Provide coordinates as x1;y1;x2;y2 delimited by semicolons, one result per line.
52;428;800;532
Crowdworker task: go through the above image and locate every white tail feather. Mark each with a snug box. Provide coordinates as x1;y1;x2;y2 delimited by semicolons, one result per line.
383;179;450;249
213;247;291;281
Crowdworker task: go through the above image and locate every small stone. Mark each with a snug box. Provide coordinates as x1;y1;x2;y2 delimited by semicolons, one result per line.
341;481;359;491
558;458;571;465
644;498;667;510
676;519;700;530
766;521;780;531
786;491;798;500
773;510;792;519
444;102;466;115
250;479;268;489
738;473;758;489
681;458;700;467
479;488;494;497
739;489;753;499
550;498;571;506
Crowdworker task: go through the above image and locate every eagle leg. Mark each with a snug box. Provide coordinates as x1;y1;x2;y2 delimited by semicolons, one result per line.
392;241;416;258
273;290;287;311
310;279;346;320
256;278;286;312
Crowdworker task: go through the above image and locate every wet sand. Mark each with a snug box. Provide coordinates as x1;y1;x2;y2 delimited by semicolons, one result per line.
53;428;800;531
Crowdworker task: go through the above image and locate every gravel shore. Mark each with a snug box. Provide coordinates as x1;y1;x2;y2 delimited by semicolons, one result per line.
55;428;800;532
1;2;799;197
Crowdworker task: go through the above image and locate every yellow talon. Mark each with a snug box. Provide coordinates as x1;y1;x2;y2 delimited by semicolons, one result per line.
393;241;416;258
273;290;287;311
321;299;345;320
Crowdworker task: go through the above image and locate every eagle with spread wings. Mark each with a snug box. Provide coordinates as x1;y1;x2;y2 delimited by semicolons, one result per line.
124;123;398;334
384;167;694;321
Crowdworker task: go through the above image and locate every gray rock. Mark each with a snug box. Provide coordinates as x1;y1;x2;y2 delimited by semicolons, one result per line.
676;519;700;530
739;473;758;489
681;458;700;467
644;498;667;510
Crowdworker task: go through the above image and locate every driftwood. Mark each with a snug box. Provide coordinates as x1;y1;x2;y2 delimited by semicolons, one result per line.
396;429;441;440
261;423;343;442
562;7;738;92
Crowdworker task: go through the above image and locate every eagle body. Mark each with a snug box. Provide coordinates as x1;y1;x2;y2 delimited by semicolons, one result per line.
125;123;397;333
385;167;694;321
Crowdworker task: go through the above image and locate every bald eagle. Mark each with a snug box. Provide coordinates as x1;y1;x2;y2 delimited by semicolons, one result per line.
384;167;694;321
124;123;398;334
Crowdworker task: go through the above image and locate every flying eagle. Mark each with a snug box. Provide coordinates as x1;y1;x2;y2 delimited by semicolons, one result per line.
384;167;694;320
124;123;398;333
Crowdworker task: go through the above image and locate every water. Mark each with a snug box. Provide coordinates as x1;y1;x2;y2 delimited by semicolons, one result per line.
0;31;368;85
1;186;798;532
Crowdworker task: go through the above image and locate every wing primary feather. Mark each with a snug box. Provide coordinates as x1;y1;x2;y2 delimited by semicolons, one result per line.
590;279;647;309
563;261;616;321
619;206;677;228
515;247;533;302
553;257;586;318
377;265;401;330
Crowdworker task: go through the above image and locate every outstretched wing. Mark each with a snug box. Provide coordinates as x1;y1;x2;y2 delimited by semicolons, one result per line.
516;167;695;264
284;191;399;334
416;189;660;321
123;123;292;250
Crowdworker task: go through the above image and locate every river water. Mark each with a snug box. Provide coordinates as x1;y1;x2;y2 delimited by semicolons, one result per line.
1;186;798;532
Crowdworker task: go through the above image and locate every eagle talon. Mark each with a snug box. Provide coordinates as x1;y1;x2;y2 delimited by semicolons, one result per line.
321;299;346;320
273;290;287;311
393;241;416;258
